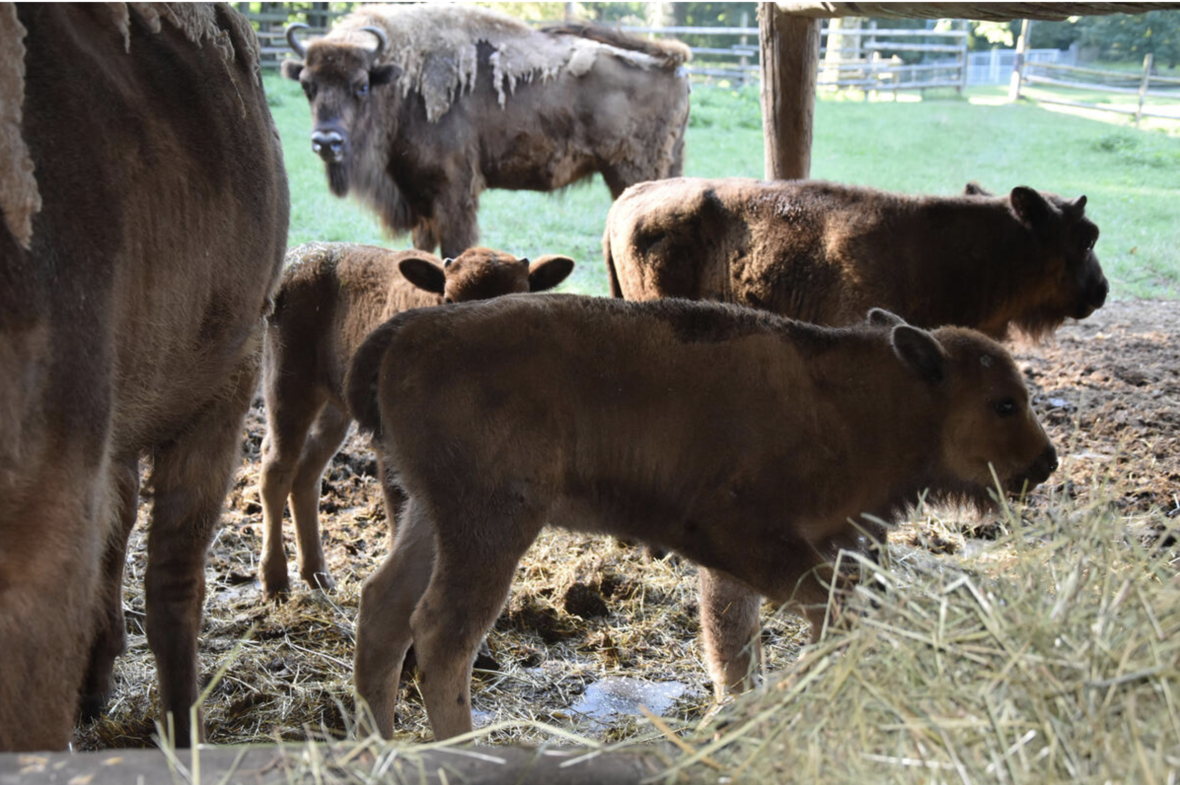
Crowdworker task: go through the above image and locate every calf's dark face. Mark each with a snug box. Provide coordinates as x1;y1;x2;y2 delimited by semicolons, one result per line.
1010;187;1109;327
282;44;399;196
925;327;1057;497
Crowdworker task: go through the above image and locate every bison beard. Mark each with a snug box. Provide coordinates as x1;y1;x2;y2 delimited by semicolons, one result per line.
327;161;350;197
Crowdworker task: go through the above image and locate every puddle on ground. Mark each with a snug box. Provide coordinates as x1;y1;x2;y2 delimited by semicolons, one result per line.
570;676;687;728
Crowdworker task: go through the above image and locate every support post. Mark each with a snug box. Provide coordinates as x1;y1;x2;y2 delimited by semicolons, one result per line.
1008;18;1030;102
1135;52;1154;127
759;4;821;180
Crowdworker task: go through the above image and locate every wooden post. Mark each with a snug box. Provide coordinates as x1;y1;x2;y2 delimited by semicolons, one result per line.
760;4;821;180
1135;52;1154;127
957;20;968;95
1008;18;1030;102
739;11;750;88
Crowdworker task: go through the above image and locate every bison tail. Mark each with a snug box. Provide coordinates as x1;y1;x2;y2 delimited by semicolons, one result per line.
345;318;403;437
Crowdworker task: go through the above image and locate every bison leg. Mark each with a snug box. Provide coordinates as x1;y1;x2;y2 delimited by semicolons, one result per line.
0;473;104;750
699;568;763;699
79;457;140;721
410;503;544;740
289;403;351;593
259;384;330;600
144;352;260;747
354;496;435;739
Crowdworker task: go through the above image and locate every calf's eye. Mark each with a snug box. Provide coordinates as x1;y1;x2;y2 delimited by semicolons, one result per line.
994;398;1018;417
355;82;369;98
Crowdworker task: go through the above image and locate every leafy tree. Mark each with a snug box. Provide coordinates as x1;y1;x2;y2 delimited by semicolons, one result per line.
1076;10;1180;69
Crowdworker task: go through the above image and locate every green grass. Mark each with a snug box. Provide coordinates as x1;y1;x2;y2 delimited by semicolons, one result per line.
266;74;1180;300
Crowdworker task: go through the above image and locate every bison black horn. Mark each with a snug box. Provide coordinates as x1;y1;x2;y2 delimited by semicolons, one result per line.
286;23;309;58
359;25;387;60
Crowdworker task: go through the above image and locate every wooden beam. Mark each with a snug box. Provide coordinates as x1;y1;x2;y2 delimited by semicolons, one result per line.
760;3;821;180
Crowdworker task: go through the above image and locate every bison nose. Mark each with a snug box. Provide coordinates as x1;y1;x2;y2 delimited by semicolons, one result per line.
311;130;345;163
1030;445;1059;485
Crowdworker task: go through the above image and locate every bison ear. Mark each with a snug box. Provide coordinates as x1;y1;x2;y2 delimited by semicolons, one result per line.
370;64;401;86
399;258;446;294
281;59;304;81
1066;194;1088;217
964;181;992;197
528;255;576;292
1010;186;1053;228
866;308;905;328
891;325;946;385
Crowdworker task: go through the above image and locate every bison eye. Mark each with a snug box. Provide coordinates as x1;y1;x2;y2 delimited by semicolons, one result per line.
355;82;370;98
993;398;1018;417
443;296;454;304
301;82;316;100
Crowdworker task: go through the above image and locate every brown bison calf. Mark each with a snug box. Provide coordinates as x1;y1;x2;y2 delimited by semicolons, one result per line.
259;243;573;599
345;295;1057;740
604;178;1108;339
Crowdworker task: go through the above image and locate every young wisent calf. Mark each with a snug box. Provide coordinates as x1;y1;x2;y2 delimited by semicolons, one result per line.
345;295;1058;740
258;243;573;598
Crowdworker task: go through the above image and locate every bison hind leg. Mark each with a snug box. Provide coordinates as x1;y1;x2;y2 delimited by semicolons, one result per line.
354;496;437;739
699;568;763;700
290;403;351;593
409;501;547;740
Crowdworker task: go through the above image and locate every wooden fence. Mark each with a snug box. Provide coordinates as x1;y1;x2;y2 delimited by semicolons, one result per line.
1015;54;1180;125
247;6;968;96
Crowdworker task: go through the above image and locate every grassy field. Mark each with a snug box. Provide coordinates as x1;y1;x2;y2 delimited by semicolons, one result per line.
266;74;1180;301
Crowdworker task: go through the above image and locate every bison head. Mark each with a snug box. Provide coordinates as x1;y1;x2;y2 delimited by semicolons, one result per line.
398;248;575;303
870;309;1057;502
1007;186;1109;335
282;24;401;197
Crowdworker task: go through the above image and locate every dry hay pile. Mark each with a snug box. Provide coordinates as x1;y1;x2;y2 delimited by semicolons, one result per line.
77;300;1179;782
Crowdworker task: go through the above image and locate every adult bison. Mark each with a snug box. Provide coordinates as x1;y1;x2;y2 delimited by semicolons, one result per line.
604;178;1109;340
282;5;691;257
345;296;1057;740
0;3;287;750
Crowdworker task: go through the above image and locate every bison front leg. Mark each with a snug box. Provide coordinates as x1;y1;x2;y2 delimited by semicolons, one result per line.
699;568;763;699
144;352;261;747
79;457;140;721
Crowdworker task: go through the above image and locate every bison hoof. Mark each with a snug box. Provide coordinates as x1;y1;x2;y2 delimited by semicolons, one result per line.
78;691;112;723
261;573;291;603
307;571;336;593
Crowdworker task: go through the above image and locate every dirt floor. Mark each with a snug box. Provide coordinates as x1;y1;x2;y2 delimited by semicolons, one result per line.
76;298;1180;750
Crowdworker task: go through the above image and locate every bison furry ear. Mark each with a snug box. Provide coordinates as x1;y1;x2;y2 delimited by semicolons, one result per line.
866;308;905;328
281;59;304;81
1067;194;1088;217
963;181;992;197
891;325;946;384
528;255;576;292
399;258;447;294
370;64;401;86
1009;186;1052;228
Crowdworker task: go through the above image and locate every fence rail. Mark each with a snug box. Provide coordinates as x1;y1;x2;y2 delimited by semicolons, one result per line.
1016;54;1180;124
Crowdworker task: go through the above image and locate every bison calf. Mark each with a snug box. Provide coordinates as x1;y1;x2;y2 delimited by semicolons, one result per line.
345;295;1057;740
259;243;573;599
604;178;1108;339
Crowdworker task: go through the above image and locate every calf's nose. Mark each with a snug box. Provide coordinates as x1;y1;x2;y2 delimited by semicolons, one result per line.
1029;445;1059;485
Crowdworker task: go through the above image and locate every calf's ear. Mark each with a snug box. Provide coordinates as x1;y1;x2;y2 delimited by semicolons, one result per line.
370;64;401;86
1010;186;1053;228
528;255;576;292
866;308;905;328
281;59;304;81
1065;194;1088;218
891;325;946;384
963;181;992;196
399;258;446;294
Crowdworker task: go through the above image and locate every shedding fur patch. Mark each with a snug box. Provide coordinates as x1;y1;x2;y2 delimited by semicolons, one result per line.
0;3;39;250
2;3;264;249
332;4;679;123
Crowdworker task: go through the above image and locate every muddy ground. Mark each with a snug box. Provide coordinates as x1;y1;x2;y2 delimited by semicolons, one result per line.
77;298;1179;749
